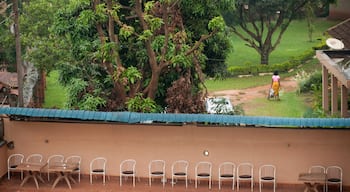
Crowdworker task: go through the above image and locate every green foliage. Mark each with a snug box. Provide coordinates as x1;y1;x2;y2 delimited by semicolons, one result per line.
208;16;225;32
144;15;164;32
78;94;106;111
126;93;159;113
295;70;322;94
119;25;135;39
65;78;88;109
138;30;153;41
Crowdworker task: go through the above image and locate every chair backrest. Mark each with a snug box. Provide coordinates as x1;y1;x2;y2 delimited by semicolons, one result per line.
309;165;325;174
172;160;189;175
149;160;165;174
120;159;136;173
219;162;235;177
47;155;64;166
8;153;24;168
195;161;212;175
259;164;276;179
65;155;82;167
26;154;43;164
326;166;342;180
237;163;253;178
90;157;107;172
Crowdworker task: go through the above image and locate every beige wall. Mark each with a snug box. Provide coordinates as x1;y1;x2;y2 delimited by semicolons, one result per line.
2;118;350;185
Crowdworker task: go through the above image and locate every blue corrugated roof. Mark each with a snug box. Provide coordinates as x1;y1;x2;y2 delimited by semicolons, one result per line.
0;107;350;128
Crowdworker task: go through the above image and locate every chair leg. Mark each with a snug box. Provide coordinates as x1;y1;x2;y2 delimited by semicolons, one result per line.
209;177;211;189
259;181;262;192
251;180;254;192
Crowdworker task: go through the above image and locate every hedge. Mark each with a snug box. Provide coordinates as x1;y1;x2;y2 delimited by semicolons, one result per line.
226;43;326;77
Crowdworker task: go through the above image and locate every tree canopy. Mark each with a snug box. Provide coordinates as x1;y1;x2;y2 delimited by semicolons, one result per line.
41;0;231;112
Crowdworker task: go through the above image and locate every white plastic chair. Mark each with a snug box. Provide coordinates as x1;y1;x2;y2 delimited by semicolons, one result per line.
171;160;189;188
7;153;24;180
25;153;43;164
47;154;64;181
148;160;165;188
195;161;212;189
120;159;136;187
326;166;342;192
219;162;235;190
237;162;254;192
90;157;107;184
65;155;82;182
309;165;326;192
259;164;276;192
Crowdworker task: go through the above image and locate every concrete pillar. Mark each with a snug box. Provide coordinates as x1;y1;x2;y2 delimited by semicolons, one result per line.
322;66;329;112
341;85;348;117
331;75;338;116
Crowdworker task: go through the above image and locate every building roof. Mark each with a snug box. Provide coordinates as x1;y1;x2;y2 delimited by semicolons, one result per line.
0;107;350;128
0;71;18;88
327;18;350;49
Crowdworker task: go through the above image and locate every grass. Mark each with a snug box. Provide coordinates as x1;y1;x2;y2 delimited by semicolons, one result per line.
226;18;340;66
43;71;67;109
245;92;311;117
205;75;272;91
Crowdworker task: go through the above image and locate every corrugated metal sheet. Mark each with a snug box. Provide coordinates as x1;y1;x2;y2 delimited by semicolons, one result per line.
0;107;350;128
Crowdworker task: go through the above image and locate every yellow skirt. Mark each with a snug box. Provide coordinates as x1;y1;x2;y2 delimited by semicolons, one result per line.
272;81;279;96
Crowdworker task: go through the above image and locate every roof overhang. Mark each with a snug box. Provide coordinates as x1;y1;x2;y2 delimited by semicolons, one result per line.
316;49;350;88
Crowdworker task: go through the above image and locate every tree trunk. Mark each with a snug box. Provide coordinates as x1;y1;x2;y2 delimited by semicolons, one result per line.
145;69;161;99
13;0;24;106
260;51;269;65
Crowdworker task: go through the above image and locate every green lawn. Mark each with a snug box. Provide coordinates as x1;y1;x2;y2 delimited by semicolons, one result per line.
205;75;272;91
226;19;340;66
246;92;311;117
43;71;67;109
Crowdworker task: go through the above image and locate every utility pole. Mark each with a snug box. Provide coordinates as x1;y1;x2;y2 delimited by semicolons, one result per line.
13;0;24;107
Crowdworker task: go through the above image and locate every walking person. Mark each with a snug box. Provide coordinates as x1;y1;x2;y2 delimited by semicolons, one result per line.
270;71;281;100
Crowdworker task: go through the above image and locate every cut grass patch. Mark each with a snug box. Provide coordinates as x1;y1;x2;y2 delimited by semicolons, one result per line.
205;75;272;91
43;71;67;109
244;92;311;117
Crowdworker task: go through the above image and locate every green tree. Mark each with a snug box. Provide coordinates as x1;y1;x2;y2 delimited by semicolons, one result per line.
50;0;227;112
223;0;336;65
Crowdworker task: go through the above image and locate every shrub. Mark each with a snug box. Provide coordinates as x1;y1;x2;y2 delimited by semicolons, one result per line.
295;70;322;94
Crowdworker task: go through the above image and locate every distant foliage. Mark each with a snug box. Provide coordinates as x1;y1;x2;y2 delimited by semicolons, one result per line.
295;70;322;94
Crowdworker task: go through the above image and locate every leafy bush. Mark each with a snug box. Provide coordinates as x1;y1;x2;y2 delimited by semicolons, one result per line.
126;93;160;113
295;70;322;94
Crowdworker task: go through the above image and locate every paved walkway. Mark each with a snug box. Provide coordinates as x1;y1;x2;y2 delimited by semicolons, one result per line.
0;174;324;192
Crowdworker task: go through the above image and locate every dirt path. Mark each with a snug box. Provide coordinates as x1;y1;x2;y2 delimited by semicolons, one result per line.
209;77;298;113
